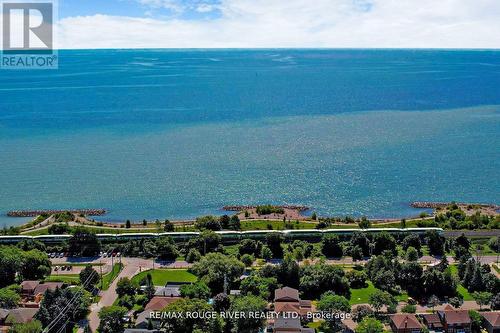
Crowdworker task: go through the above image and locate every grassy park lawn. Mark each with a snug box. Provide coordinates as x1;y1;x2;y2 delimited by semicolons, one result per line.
44;274;80;284
240;220;317;230
131;269;197;286
349;282;408;305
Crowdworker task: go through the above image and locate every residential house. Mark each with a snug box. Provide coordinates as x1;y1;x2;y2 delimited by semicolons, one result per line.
154;286;180;297
20;281;65;301
481;312;500;333
390;314;423;333
421;313;444;332
144;296;179;312
0;309;10;333
273;316;314;333
274;287;312;317
5;308;38;325
20;281;39;298
438;309;471;333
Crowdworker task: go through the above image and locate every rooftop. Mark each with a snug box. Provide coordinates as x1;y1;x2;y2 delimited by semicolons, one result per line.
391;314;422;330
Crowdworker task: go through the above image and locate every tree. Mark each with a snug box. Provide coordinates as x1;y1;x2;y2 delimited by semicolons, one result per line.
311;212;317;220
219;215;230;229
156;236;178;260
426;230;444;256
16;239;46;252
402;234;422;252
213;293;230;312
79;264;99;291
427;295;440;312
142;219;147;226
352;305;373;323
350;232;370;257
164;219;175;232
0;246;22;287
98;306;128;333
240;254;255;267
186;248;201;263
346;270;367;288
401;304;417;313
355;317;384;333
20;249;51;280
238;239;263;257
162;298;219;333
469;310;482;333
373;232;396;255
321;234;343;258
116;277;137;297
144;273;155;301
399;262;423;297
317;291;350;332
180;282;211;300
260;246;273;261
36;287;91;333
358;217;371;229
266;233;284;258
277;255;300;288
300;262;350;299
472;291;492;310
405;247;419;261
447;296;463;308
491;293;500;310
229;215;241;230
240;275;278;300
0;285;21;308
125;220;131;228
191;253;245;294
228;295;267;333
8;320;42;333
68;227;101;256
194;216;221;231
368;290;395;313
187;231;221;255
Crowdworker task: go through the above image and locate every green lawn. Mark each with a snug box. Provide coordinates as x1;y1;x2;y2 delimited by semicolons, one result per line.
350;281;377;305
131;269;197;286
101;263;123;290
240;220;317;230
349;281;408;305
44;274;80;284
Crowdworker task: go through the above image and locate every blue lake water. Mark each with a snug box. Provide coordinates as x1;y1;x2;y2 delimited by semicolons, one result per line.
0;49;499;225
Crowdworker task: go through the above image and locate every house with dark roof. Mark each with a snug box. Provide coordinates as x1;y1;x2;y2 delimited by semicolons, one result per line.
438;309;471;333
273;316;314;333
20;281;65;301
20;281;40;298
274;287;312;317
481;312;500;333
421;313;444;332
0;309;10;325
144;296;179;312
5;308;38;325
390;314;423;333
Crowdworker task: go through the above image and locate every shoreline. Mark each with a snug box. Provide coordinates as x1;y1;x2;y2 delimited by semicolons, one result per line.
5;200;498;232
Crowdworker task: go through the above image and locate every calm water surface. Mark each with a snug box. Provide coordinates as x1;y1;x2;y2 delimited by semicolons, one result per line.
0;50;499;225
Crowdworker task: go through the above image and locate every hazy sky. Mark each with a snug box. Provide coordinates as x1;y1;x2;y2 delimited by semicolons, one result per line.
5;0;500;48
